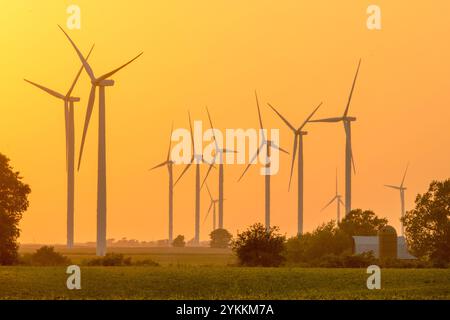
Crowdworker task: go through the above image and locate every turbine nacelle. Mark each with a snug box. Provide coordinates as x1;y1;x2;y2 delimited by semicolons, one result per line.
96;79;115;87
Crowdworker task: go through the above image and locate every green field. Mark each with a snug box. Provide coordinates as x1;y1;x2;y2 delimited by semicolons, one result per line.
0;246;448;300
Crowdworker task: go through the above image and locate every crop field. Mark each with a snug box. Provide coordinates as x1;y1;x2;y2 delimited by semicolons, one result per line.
0;246;448;300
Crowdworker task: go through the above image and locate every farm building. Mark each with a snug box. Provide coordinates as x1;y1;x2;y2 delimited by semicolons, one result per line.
352;236;416;260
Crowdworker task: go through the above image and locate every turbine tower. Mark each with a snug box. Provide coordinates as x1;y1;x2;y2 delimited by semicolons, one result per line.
204;183;220;231
202;107;236;229
24;45;94;249
321;169;344;223
150;124;175;243
59;26;143;256
175;112;213;245
267;101;322;235
310;60;361;216
385;164;409;236
238;91;288;231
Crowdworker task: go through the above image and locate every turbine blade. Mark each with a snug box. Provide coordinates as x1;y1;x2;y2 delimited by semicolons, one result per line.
237;145;263;182
343;59;361;117
77;85;96;170
203;202;213;224
201;162;215;189
24;79;65;99
205;183;213;201
309;117;344;123
58;25;96;81
401;163;409;187
206;106;219;150
384;184;401;190
299;102;323;130
321;196;338;212
188;111;195;153
66;44;94;98
288;134;298;191
344;123;356;174
339;198;345;206
150;161;169;171
270;142;289;154
255;91;264;130
97;52;143;81
335;168;338;195
267;103;296;132
167;122;174;161
174;158;194;186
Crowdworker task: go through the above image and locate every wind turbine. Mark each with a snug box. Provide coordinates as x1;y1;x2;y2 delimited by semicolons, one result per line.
201;107;236;229
150;124;175;243
309;60;361;216
24;44;94;249
204;183;220;231
267;101;322;235
385;164;409;236
238;91;288;231
321;169;344;223
59;26;143;256
175;112;213;245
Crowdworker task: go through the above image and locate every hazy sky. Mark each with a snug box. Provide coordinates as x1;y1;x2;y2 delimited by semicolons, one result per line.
1;1;450;243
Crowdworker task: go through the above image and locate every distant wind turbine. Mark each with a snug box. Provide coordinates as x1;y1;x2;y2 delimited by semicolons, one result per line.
59;25;143;256
24;44;94;249
267;101;322;235
204;183;220;231
150;124;175;243
385;163;409;236
238;91;288;231
175;112;213;244
321;169;344;223
201;107;236;229
309;59;361;216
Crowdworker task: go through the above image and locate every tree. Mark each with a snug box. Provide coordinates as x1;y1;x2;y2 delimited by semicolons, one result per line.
339;209;388;237
23;246;71;266
402;180;450;264
232;223;286;267
209;228;232;248
172;235;186;247
0;153;31;265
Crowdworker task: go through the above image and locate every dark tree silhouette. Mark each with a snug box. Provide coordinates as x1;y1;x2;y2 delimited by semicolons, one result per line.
232;223;286;267
402;179;450;264
172;235;186;247
0;153;31;265
339;209;388;236
209;228;232;248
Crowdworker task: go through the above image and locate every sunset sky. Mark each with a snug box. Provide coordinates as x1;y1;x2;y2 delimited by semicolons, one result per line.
1;1;450;244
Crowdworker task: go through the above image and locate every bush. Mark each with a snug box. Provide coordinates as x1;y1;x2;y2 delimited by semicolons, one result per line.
86;253;132;266
133;259;160;267
210;229;232;248
172;235;186;247
20;246;71;266
232;223;286;267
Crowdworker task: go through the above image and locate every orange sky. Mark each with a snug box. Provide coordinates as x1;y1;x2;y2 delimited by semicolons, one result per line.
1;1;450;244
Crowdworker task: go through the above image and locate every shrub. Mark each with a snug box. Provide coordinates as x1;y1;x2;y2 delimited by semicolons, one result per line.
172;235;186;247
133;259;160;266
86;253;132;266
210;229;232;248
232;223;286;267
21;246;71;266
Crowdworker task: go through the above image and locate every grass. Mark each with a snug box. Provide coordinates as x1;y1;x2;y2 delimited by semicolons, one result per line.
0;266;449;299
2;246;447;300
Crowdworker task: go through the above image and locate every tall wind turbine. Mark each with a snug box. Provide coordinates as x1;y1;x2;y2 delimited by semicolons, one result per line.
385;164;409;236
309;60;361;216
321;169;344;223
175;112;213;245
150;124;175;243
204;183;219;231
24;45;94;249
238;91;288;231
267;101;322;235
59;26;143;256
201;107;236;229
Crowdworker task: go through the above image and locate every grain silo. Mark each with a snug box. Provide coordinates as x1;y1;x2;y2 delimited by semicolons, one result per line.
378;226;398;259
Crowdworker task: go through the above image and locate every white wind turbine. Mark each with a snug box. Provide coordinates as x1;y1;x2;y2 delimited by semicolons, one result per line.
385;164;409;236
150;124;175;243
267;101;322;235
59;26;143;256
238;91;288;231
309;60;361;216
175;112;214;245
24;45;94;249
201;107;236;229
204;183;220;231
321;169;345;223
